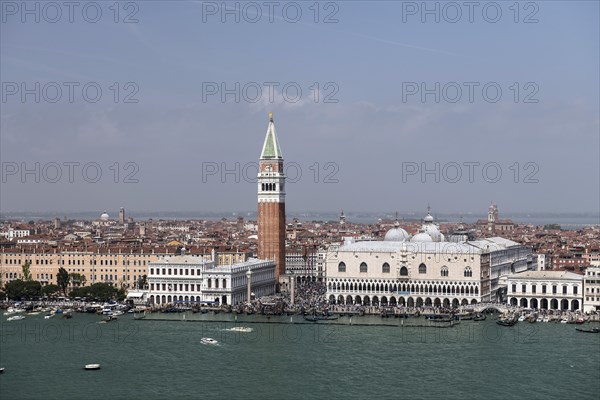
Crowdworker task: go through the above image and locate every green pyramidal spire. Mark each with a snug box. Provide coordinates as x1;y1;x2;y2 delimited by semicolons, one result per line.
260;112;283;159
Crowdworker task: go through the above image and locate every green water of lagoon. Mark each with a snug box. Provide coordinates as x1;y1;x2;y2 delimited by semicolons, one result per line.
0;313;598;400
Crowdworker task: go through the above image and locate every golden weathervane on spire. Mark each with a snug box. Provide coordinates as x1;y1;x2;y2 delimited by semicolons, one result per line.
269;112;273;122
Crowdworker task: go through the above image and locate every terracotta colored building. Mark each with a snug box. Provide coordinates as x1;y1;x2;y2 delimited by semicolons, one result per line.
257;112;286;280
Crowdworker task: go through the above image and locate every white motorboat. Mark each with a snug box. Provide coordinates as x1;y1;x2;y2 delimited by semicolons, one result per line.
44;314;54;319
4;308;25;316
112;310;124;316
84;364;101;370
229;327;253;333
518;315;526;322
0;368;4;373
7;315;25;321
201;337;218;345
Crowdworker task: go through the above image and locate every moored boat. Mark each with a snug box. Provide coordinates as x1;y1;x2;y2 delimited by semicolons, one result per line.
304;315;339;322
7;315;25;322
100;315;117;323
473;313;486;321
496;315;518;327
575;327;600;333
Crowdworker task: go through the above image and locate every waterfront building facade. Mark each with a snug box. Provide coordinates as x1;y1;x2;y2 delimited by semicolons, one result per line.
506;270;583;311
0;248;167;289
257;112;286;280
146;255;276;305
325;213;533;308
285;246;326;282
583;266;600;312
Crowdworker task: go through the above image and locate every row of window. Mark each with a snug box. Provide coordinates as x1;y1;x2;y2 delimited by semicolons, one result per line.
4;272;142;283
261;183;280;191
150;279;227;291
338;262;473;277
151;268;202;276
511;284;577;295
2;258;147;266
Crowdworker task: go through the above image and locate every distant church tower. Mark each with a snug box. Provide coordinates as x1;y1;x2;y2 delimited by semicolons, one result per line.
257;112;286;280
119;207;125;225
488;202;498;232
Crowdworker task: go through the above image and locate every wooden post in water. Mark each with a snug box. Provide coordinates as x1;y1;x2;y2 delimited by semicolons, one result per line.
246;269;252;304
290;275;295;306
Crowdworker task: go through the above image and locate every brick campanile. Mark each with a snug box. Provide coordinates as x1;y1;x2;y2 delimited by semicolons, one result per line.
257;112;286;280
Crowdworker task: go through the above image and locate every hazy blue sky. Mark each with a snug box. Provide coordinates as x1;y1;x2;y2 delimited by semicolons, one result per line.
1;1;598;215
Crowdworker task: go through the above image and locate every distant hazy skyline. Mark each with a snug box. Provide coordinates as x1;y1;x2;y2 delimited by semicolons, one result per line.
1;1;598;214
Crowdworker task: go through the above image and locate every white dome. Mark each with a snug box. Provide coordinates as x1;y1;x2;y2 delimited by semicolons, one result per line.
100;212;109;221
424;224;443;242
384;227;410;242
411;232;433;242
423;213;434;222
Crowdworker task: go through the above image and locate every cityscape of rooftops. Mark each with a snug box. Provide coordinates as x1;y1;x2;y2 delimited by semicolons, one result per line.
1;2;598;400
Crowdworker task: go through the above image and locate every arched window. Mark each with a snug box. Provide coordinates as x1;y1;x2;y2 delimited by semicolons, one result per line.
441;266;448;277
464;267;472;277
382;262;390;273
418;263;427;274
400;266;408;276
338;262;346;273
360;262;368;273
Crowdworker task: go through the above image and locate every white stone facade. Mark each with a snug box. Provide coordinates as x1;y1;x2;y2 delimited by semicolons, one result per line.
506;270;583;311
325;235;532;308
583;266;600;313
147;255;276;306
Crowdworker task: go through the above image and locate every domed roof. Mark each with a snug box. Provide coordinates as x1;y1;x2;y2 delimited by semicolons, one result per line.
411;232;433;242
100;211;109;221
423;213;434;222
423;224;443;242
384;227;410;242
384;218;409;242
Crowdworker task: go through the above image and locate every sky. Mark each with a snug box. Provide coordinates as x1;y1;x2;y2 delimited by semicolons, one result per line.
1;0;599;215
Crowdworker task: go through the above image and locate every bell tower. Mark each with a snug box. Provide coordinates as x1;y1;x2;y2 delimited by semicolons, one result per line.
258;112;286;280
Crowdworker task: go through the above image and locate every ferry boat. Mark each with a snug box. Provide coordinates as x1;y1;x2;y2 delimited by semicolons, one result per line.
7;315;25;322
201;337;218;345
